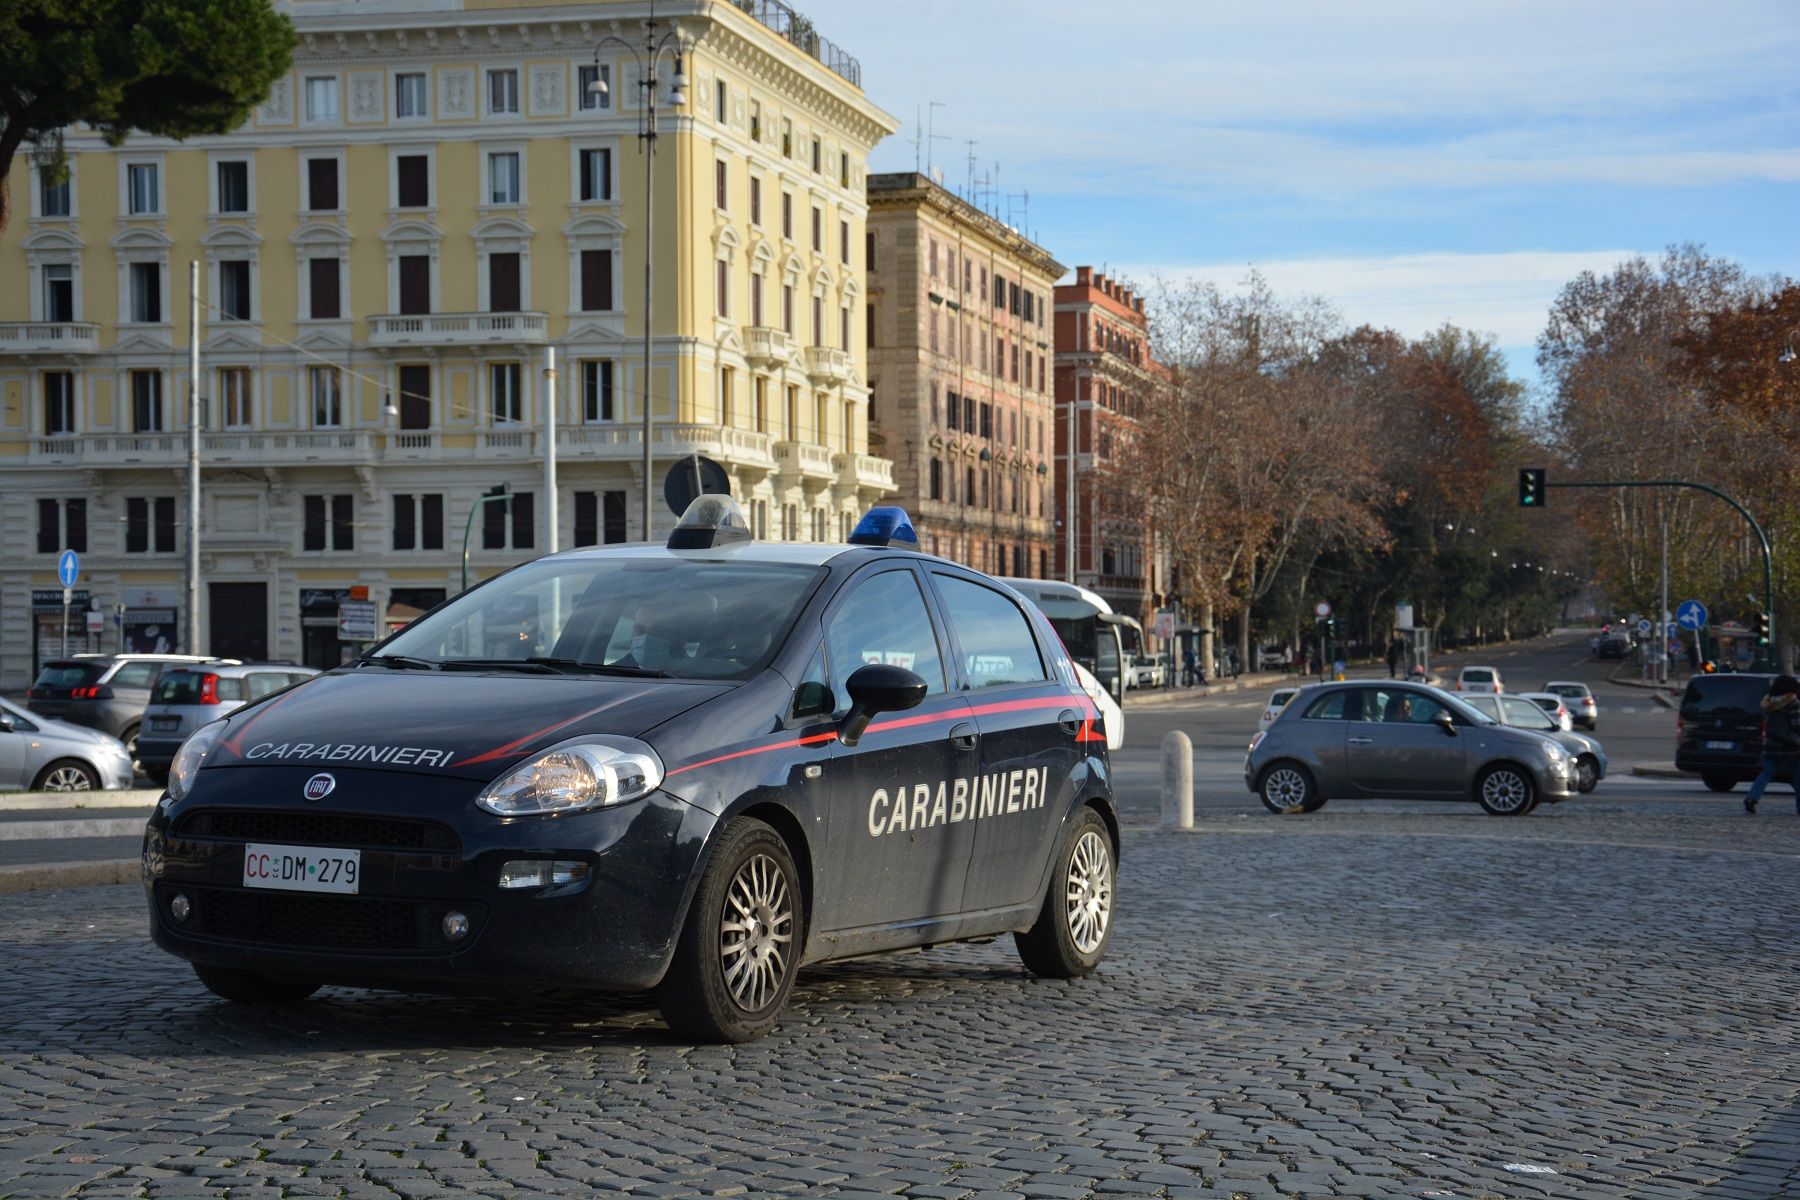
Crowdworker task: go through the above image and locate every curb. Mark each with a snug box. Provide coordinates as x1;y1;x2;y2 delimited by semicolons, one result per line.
0;790;161;813
0;817;147;842
0;858;138;895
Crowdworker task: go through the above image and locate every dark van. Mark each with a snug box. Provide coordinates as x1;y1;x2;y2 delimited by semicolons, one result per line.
1676;673;1783;792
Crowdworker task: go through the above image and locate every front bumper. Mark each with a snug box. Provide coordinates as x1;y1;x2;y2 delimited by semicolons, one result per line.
135;738;185;770
144;765;713;993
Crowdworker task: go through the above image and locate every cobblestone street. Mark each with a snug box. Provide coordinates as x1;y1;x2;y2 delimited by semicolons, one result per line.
3;803;1797;1199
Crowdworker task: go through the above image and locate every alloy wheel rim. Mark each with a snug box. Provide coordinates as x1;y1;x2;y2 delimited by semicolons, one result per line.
1483;769;1527;812
45;767;91;792
1065;829;1112;954
719;852;794;1013
1266;768;1306;810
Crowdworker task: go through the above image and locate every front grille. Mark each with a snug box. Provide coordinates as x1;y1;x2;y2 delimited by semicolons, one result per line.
163;884;484;954
174;809;459;852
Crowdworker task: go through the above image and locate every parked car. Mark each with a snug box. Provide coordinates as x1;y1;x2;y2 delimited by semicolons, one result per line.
1520;691;1574;731
1459;693;1606;793
26;654;216;761
1675;673;1782;792
1454;665;1504;694
0;697;136;792
1245;681;1577;816
1542;680;1599;730
136;663;322;785
1257;644;1288;672
1258;685;1314;733
1129;653;1167;689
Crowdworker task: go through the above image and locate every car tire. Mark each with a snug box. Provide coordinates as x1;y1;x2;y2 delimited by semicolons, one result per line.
655;817;804;1044
1576;755;1599;794
1702;774;1737;793
192;963;321;1004
1258;761;1326;814
1015;806;1115;979
121;723;140;762
34;759;99;792
1476;763;1535;816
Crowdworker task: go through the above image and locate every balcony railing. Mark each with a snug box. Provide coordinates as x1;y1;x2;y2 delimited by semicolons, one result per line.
0;322;101;354
833;451;892;492
773;439;836;480
734;0;861;87
27;430;380;464
803;345;850;384
744;326;794;365
557;422;775;471
368;312;548;347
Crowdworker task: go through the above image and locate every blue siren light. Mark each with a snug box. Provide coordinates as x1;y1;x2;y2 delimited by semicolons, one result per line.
848;506;918;548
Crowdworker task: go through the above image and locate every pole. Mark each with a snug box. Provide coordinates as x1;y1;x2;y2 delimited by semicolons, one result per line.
544;347;559;554
1064;396;1076;582
460;494;512;593
187;259;202;656
1160;729;1194;830
641;19;657;542
61;588;70;658
1659;507;1670;684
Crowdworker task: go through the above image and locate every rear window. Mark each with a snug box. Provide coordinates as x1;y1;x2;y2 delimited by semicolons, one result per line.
1270;689;1297;707
153;672;247;704
1546;684;1587;698
1462;669;1494;683
1681;676;1772;718
33;662;105;688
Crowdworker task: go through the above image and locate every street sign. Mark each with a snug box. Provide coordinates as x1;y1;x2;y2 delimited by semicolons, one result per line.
1313;601;1333;619
1676;600;1708;631
57;549;79;588
1636;618;1652;637
337;600;378;641
85;610;104;636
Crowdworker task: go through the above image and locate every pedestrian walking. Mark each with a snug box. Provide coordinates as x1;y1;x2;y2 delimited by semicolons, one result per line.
1743;674;1800;815
1385;637;1400;679
1182;647;1197;688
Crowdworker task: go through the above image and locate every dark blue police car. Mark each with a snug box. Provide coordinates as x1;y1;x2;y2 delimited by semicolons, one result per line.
144;499;1119;1041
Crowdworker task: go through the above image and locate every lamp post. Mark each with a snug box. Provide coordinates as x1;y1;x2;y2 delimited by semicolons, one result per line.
187;259;203;655
461;487;512;593
591;5;692;541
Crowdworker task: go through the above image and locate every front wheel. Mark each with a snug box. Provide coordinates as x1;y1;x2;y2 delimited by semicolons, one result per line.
1477;764;1535;816
656;818;803;1043
1576;756;1599;794
192;963;320;1004
34;759;99;792
1258;762;1326;814
1702;774;1737;793
1015;806;1115;978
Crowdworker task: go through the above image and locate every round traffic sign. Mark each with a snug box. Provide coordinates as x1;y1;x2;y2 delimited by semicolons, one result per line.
1636;618;1652;637
663;455;731;517
1313;600;1333;619
1676;599;1708;631
57;549;80;588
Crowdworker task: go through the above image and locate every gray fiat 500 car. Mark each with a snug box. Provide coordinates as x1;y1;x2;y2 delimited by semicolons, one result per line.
1460;693;1606;793
1245;681;1577;816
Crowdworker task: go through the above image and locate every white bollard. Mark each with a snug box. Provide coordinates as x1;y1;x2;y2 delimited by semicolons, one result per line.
1161;729;1194;830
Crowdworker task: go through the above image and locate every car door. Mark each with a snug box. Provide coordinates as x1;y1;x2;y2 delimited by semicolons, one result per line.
0;705;29;788
817;565;975;933
1345;687;1466;795
927;569;1082;915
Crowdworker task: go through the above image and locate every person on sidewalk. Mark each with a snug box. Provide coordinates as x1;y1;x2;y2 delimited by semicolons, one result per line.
1385;638;1401;679
1744;674;1800;814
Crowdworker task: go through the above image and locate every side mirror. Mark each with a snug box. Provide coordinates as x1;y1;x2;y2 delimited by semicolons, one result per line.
839;664;927;747
0;713;13;733
1433;711;1458;736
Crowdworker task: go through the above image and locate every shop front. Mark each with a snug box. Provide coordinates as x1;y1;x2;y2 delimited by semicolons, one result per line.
30;589;93;674
121;587;182;655
300;588;353;670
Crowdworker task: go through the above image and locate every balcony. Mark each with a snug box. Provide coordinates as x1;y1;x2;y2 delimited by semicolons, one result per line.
368;312;548;348
833;451;893;493
557;422;775;474
744;326;794;367
803;346;851;385
25;430;380;465
0;322;101;355
773;440;837;483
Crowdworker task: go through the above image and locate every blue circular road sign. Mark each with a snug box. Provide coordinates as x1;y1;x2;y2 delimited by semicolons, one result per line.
57;549;80;588
1676;599;1708;631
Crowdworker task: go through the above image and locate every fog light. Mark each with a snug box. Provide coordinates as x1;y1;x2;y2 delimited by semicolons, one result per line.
170;893;191;922
441;911;470;941
498;860;589;889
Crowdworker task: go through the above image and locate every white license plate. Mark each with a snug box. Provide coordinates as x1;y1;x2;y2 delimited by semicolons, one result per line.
1705;740;1735;751
150;717;179;732
243;843;360;894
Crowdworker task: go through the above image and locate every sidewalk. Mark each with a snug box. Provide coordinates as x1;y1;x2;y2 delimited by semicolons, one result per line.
0;789;157;895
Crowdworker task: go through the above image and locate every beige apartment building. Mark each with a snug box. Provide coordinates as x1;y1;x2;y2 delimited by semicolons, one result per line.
0;0;898;680
864;173;1062;578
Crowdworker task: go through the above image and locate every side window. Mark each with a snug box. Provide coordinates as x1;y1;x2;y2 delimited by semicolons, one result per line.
112;662;159;689
287;672;316;688
823;570;946;709
791;643;833;720
931;574;1045;688
1370;690;1445;724
245;673;288;700
1303;690;1350;720
3;709;39;733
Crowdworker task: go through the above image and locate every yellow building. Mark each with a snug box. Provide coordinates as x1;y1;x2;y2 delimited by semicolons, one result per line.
0;0;898;678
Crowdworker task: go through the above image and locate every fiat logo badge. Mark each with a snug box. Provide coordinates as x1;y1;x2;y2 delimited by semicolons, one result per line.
302;773;337;802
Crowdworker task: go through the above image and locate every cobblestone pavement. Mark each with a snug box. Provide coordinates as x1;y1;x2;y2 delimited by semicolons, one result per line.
2;806;1797;1200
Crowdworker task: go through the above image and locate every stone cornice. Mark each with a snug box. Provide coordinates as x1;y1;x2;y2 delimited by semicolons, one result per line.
867;173;1065;282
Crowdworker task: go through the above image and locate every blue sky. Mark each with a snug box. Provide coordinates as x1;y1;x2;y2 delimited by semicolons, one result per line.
806;0;1800;390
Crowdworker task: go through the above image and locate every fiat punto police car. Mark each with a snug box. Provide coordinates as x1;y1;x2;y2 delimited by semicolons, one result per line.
144;500;1118;1042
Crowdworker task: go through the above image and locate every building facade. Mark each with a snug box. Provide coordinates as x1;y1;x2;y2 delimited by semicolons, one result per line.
0;0;898;680
1053;266;1163;633
865;173;1061;578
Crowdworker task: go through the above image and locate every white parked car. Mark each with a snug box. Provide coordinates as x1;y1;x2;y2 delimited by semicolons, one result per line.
1130;653;1168;689
1520;691;1574;732
1455;665;1504;694
1258;684;1312;733
1543;680;1598;730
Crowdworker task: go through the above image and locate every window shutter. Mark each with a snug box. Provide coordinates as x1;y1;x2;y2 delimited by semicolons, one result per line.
399;256;430;314
153;497;176;553
580;250;612;311
511;492;535;549
309;258;340;320
488;252;521;312
574;491;598;547
421;494;444;550
308;158;339;210
36;499;58;554
397;155;429;207
67;499;87;553
331;494;354;551
392;494;415;550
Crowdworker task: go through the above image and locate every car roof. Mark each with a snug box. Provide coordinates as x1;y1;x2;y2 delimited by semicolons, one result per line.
537;540;948;570
1544;680;1591;689
161;661;319;676
1518;691;1561;700
1459;664;1500;672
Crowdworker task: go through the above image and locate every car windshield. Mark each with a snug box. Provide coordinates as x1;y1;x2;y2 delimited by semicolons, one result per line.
376;556;827;682
34;661;105;687
1502;696;1557;729
1681;676;1772;718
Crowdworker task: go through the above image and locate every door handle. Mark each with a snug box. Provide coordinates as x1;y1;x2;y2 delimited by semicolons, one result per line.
1347;736;1374;745
948;722;979;751
1057;708;1082;735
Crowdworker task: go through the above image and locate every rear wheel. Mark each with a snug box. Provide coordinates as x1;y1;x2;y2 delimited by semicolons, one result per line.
120;723;140;762
34;759;99;792
1015;807;1115;978
1258;762;1326;814
192;963;320;1004
1477;764;1535;815
1702;774;1737;793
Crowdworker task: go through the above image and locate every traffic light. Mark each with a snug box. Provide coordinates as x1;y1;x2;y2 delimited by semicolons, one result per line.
1757;610;1772;646
1519;468;1547;508
485;483;511;511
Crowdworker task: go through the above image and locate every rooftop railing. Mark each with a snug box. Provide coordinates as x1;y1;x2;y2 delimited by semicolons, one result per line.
733;0;861;87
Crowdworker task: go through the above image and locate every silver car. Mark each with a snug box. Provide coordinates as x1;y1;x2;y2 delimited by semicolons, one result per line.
1245;681;1578;816
0;697;136;792
1461;694;1605;792
136;663;320;784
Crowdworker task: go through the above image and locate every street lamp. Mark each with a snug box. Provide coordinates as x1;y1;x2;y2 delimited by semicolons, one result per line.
461;485;512;593
591;5;694;541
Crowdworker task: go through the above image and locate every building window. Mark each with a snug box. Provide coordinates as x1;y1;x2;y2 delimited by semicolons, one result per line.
395;72;428;118
42;264;74;322
125;497;177;554
1010;281;1021;316
490;362;522;423
310;366;342;427
43;372;75;434
840;219;850;265
128;262;161;323
398;255;431;314
781;192;793;240
219;260;252;321
308;258;341;320
714;158;728;210
840;305;850;351
130;371;163;431
304;76;339;122
716;258;730;318
929;458;943;501
579;249;613;311
811;136;821;173
811;295;823;347
39;170;70;217
782;283;794;335
392;493;445;550
397;364;431;429
574;490;628;546
127;163;159;215
488;152;520;204
582;359;615;422
487;252;521;312
487;69;519;115
578;63;610;110
749;100;761;141
216;161;249;212
303;494;355;552
781;117;792;157
397;155;429;207
749;175;762;226
993;275;1006;310
811;206;822;252
37;498;87;554
750;270;765;326
578;147;611;201
306;158;339;210
753;375;768;433
483;491;535;550
219;368;253;428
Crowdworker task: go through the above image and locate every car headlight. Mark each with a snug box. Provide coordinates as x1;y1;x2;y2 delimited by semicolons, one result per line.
166;720;227;801
475;736;663;817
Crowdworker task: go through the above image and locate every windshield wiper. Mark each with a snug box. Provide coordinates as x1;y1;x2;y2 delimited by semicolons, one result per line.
526;657;671;678
437;659;559;674
358;654;439;671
